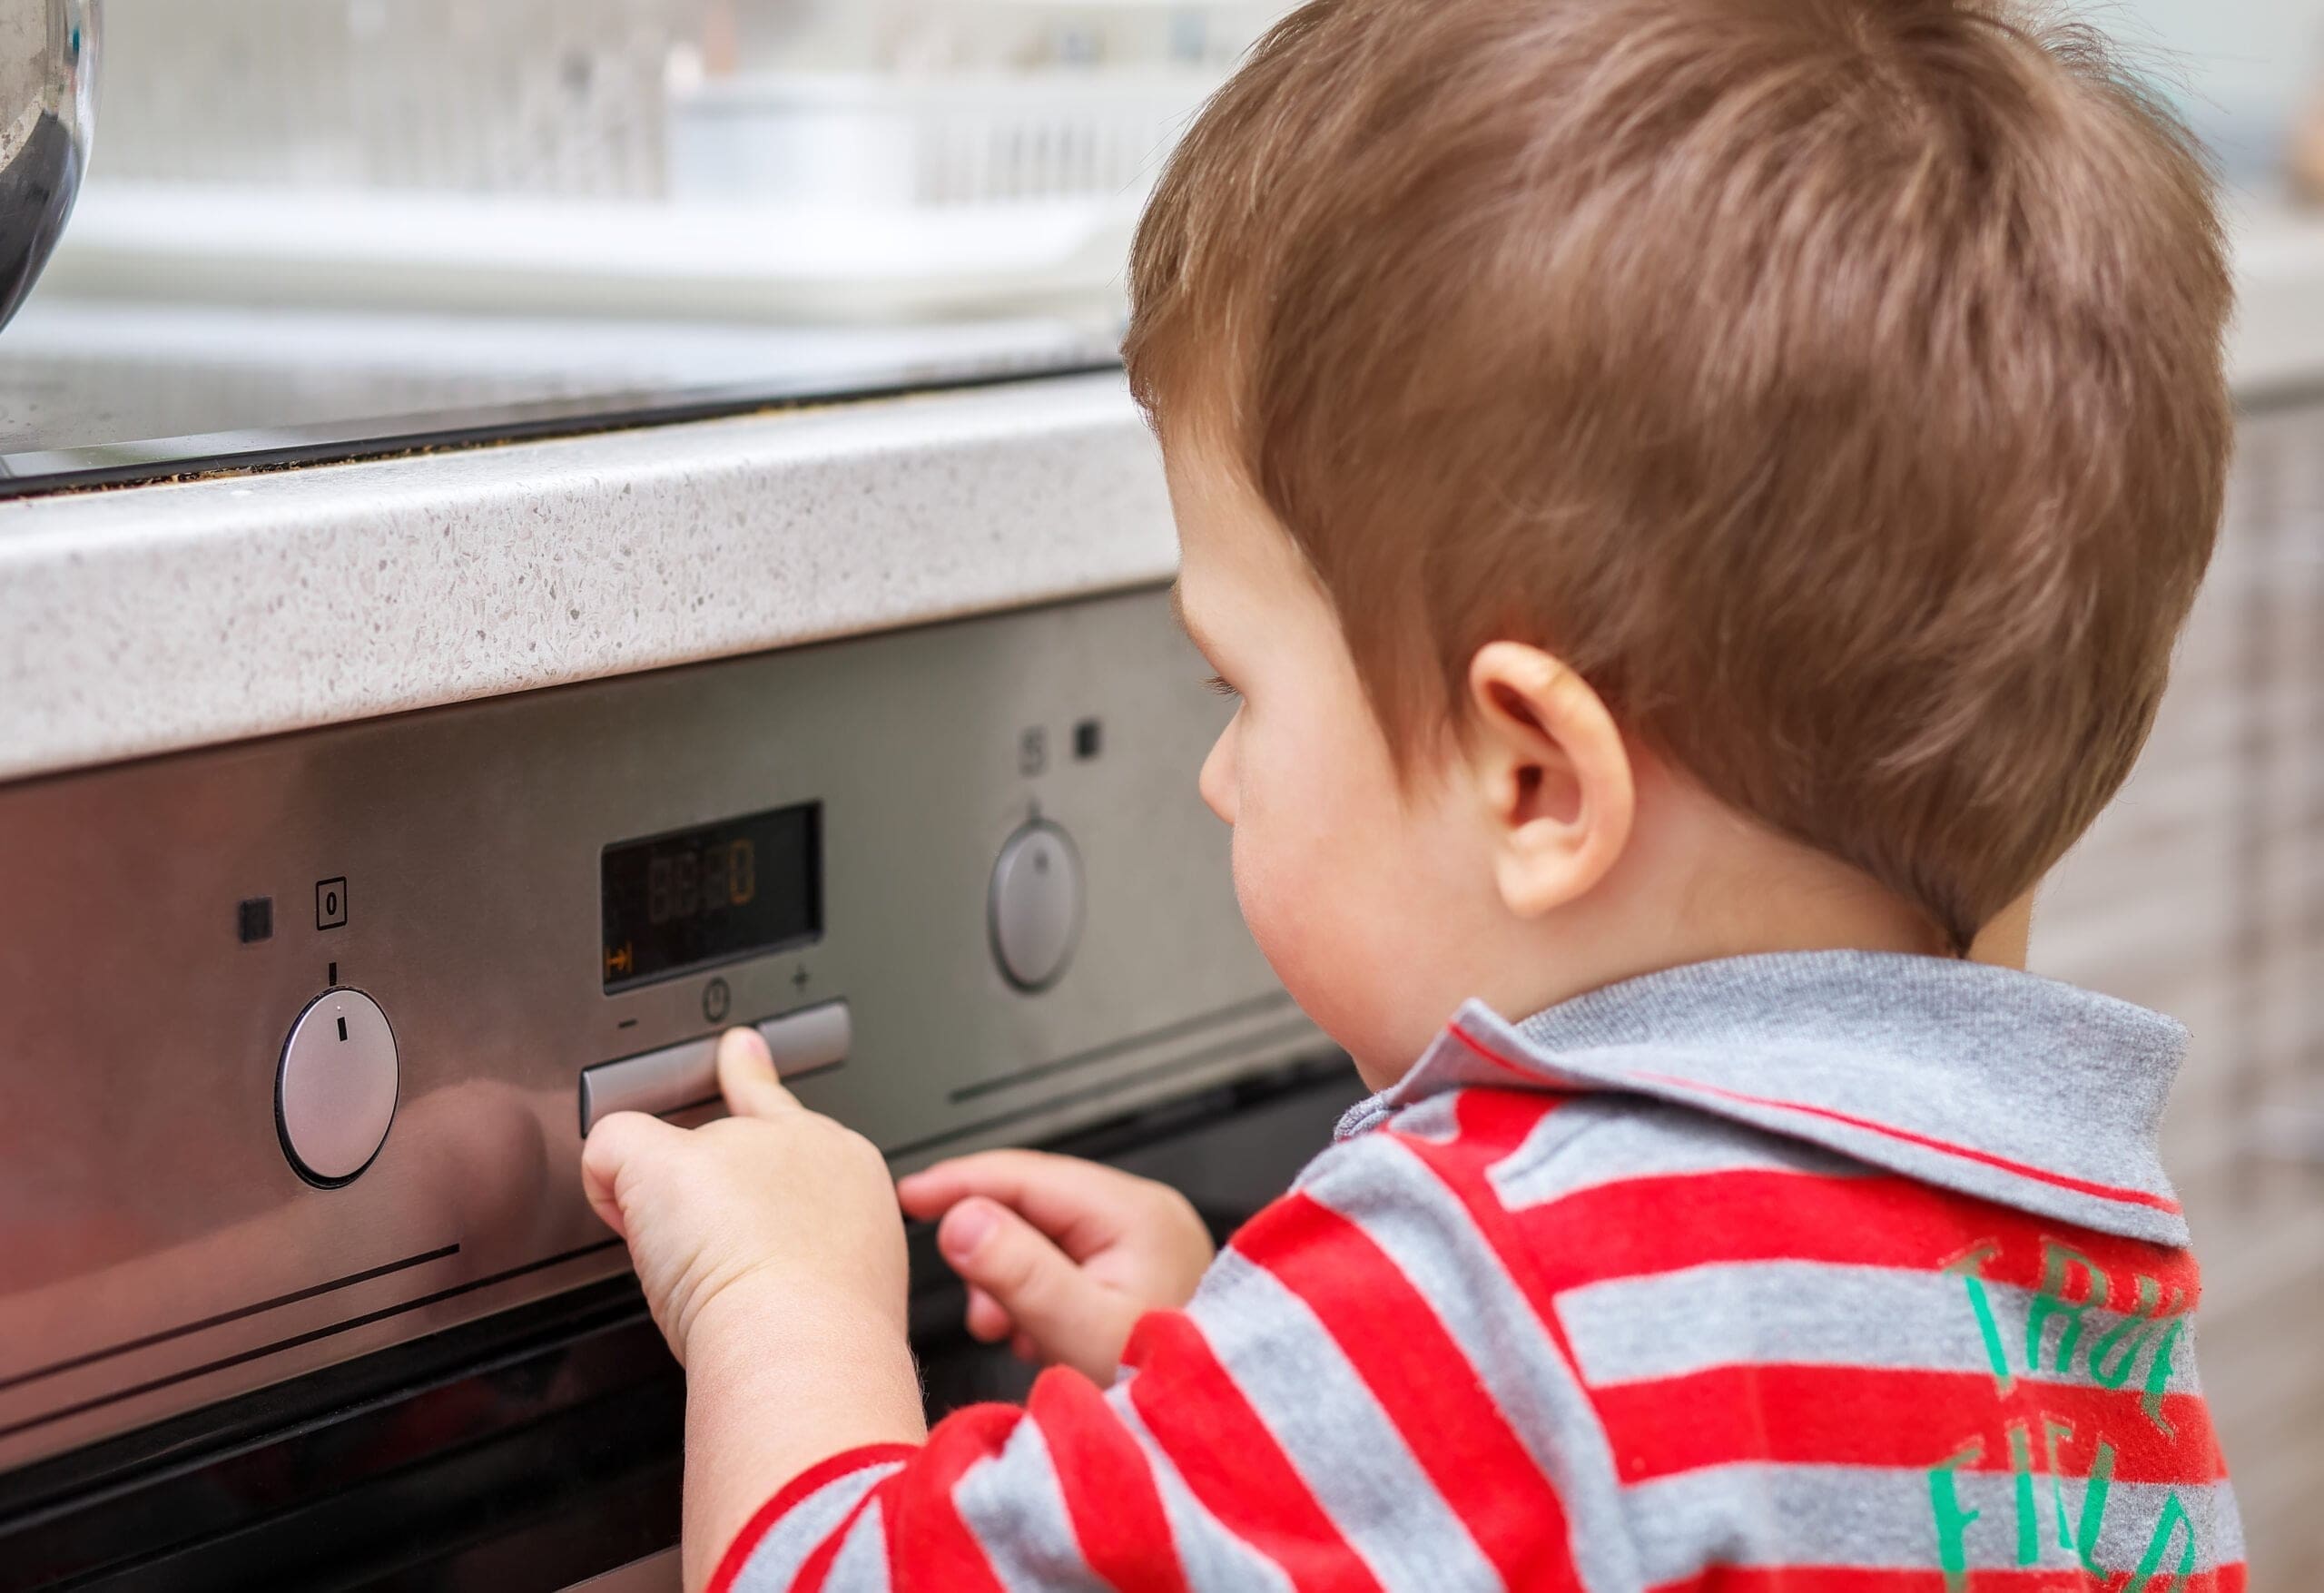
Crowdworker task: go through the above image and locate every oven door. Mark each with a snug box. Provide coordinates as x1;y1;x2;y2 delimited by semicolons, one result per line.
0;1058;1357;1592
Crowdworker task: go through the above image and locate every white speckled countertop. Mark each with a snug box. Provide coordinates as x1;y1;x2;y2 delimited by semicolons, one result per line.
8;200;2324;787
0;371;1172;782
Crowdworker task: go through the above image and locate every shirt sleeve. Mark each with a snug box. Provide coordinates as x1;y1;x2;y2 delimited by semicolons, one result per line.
708;1104;1589;1592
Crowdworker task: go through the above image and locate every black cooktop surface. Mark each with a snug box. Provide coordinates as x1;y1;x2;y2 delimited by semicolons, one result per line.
0;300;1119;497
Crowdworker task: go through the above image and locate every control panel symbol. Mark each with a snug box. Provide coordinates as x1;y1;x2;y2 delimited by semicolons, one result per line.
989;821;1083;992
605;943;634;980
703;977;732;1024
315;877;348;930
1019;726;1048;778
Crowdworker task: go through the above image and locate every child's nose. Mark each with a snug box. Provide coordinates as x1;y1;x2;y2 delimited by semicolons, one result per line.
1198;723;1238;823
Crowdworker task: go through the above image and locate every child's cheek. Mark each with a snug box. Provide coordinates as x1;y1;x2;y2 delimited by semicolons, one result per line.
1229;801;1381;1062
1226;810;1296;977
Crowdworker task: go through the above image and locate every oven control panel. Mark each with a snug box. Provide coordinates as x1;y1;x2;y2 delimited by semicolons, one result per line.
0;587;1323;1470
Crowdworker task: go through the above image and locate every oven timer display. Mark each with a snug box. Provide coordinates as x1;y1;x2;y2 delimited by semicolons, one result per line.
601;803;822;990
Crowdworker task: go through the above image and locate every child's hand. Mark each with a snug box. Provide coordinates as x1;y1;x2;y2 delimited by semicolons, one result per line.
581;1030;921;1587
581;1027;909;1368
895;1149;1216;1382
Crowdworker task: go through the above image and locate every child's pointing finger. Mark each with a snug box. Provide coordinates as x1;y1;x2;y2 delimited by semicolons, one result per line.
716;1026;798;1119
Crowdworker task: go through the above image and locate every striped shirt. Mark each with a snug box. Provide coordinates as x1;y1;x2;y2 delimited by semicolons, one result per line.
714;951;2243;1592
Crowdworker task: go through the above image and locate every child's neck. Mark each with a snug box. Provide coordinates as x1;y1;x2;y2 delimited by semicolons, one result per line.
1482;762;1954;1029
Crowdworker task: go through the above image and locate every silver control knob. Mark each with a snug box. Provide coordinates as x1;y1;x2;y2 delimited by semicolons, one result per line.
276;988;399;1186
989;821;1083;991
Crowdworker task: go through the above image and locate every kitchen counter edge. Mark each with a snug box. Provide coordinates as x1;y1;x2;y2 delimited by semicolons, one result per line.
0;370;1175;784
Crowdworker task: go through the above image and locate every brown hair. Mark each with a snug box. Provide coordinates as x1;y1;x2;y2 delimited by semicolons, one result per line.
1126;0;2231;951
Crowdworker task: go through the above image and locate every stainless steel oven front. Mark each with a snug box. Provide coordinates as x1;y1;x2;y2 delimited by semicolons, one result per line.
0;585;1352;1590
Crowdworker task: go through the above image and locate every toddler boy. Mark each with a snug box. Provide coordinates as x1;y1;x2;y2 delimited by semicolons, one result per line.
582;0;2242;1587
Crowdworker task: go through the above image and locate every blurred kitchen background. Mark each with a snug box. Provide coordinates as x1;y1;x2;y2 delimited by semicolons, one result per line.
13;0;2324;1581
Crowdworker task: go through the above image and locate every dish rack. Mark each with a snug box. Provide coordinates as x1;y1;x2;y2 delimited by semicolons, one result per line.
61;1;1242;316
667;69;1217;210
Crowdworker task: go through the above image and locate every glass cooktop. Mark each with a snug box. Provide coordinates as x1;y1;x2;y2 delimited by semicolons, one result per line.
0;300;1119;497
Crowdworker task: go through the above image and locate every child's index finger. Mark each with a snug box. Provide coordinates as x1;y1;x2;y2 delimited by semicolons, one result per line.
894;1149;1059;1217
893;1150;1136;1255
715;1025;798;1119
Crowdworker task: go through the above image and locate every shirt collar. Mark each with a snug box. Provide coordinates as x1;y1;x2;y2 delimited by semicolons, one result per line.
1336;949;2191;1246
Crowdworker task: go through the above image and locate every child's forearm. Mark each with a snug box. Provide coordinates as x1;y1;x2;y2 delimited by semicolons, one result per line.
680;1277;928;1593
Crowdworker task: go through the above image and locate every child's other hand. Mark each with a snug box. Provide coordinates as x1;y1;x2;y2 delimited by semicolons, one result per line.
581;1028;908;1369
895;1150;1215;1382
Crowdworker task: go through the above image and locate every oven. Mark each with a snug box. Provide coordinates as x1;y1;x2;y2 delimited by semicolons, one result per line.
0;585;1357;1589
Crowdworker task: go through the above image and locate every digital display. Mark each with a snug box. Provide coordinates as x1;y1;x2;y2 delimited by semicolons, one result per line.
601;804;822;989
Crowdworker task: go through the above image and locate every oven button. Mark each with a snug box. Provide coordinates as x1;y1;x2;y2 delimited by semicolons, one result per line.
578;1000;852;1134
756;999;852;1078
989;821;1082;991
276;988;399;1187
579;1035;718;1135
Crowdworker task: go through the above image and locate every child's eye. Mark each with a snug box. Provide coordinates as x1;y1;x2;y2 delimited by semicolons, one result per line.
1204;674;1242;701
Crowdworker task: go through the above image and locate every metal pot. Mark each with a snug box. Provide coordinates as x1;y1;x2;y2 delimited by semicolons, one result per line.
0;0;94;333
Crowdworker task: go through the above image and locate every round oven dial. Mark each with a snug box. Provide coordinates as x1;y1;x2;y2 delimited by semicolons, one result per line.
276;988;399;1186
989;821;1083;991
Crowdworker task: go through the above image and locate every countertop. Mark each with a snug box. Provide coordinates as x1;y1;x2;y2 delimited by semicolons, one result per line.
9;200;2324;786
0;371;1173;782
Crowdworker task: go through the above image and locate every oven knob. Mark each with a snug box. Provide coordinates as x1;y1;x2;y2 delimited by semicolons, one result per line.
989;821;1082;991
276;988;399;1186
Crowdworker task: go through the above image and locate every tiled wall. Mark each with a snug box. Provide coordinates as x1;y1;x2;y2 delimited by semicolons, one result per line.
2034;398;2324;1589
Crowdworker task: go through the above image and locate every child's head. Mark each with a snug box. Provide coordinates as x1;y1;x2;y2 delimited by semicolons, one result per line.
1128;0;2231;1080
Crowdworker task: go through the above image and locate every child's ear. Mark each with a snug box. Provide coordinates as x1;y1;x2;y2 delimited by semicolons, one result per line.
1463;642;1635;919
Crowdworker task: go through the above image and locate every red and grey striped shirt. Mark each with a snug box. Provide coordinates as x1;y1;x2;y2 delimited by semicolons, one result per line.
714;951;2243;1592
